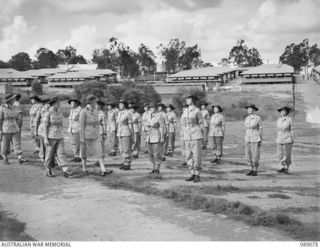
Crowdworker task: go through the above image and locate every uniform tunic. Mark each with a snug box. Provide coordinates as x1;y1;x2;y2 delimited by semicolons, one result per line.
79;106;103;159
166;111;177;152
43;107;69;170
0;104;22;156
145;111;165;167
132;112;142;156
184;105;203;172
201;109;210;147
35;106;49;162
276;116;294;166
117;109;133;166
68;106;82;157
107;109;118;153
209;113;225;157
244;114;262;167
29;103;42;151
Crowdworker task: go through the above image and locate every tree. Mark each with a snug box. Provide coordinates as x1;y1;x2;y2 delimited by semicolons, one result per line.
310;44;320;66
178;45;202;70
0;60;10;68
137;44;156;75
228;39;263;67
55;46;85;64
69;55;87;64
35;48;58;68
31;80;43;95
9;52;32;71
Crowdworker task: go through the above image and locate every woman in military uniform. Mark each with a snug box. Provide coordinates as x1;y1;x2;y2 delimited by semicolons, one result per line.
79;95;113;176
141;103;150;154
166;104;177;157
130;104;141;159
106;102;118;156
184;95;203;183
117;99;134;170
157;103;169;161
180;103;188;166
145;102;165;174
0;94;28;165
200;101;210;150
244;104;262;176
68;98;82;162
29;95;42;153
43;97;74;178
209;105;225;164
97;100;107;157
276;106;294;174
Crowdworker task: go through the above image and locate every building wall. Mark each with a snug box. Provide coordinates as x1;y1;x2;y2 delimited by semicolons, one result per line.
241;83;293;92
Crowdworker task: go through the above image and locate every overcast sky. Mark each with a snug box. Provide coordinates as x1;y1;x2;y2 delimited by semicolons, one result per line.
0;0;319;64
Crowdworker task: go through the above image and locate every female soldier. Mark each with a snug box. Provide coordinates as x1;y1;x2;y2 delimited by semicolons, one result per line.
68;98;82;162
43;96;74;178
97;100;107;157
106;102;118;157
180;103;188;166
209;105;225;164
117;99;134;170
29;95;42;153
200;101;210;150
184;95;203;183
0;94;28;165
145;102;165;174
35;96;50;164
157;103;169;161
166;104;177;157
130;104;141;159
79;95;112;176
244;104;262;176
141;103;150;154
276;106;294;174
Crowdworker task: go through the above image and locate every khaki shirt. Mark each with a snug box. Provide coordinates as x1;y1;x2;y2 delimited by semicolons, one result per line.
68;106;82;134
180;109;188;136
159;111;168;134
145;111;165;143
209;113;225;137
117;110;133;137
184;105;203;141
35;106;48;137
166;111;177;133
276;116;293;144
29;103;42;127
142;110;151;132
244;114;262;142
0;104;21;133
107;109;117;132
201;109;210;128
43;108;64;139
132;112;142;133
98;110;107;135
79;106;100;140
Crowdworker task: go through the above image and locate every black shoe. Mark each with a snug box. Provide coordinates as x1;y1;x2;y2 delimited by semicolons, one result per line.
144;150;148;154
108;152;116;156
154;170;160;175
246;170;253;176
101;170;113;176
148;170;155;174
34;150;39;154
74;157;82;162
283;169;289;174
193;175;200;183
132;155;138;159
18;158;28;164
210;158;218;163
216;158;221;164
252;171;258;176
185;175;195;181
202;146;207;150
278;168;285;173
167;152;173;157
123;166;131;170
161;157;166;161
46;170;55;177
181;162;187;166
3;159;9;165
64;171;74;178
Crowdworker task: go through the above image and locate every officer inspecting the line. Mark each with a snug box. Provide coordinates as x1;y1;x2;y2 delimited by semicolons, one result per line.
29;95;42;154
43;96;74;178
184;95;203;183
145;102;165;175
117;99;134;170
107;102;118;156
276;106;294;174
68;98;82;163
244;104;262;177
0;94;29;165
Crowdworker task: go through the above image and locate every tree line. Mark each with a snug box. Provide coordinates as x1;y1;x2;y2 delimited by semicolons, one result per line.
0;37;319;76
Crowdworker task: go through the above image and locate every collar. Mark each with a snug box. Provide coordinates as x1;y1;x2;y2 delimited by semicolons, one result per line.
188;105;195;111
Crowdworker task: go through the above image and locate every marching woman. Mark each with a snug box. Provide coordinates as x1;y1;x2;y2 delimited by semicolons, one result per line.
0;94;28;165
130;104;142;159
166;104;177;157
117;99;134;170
200;101;210;150
79;95;113;176
43;96;74;178
35;96;50;164
97;100;107;157
145;102;165;174
68;98;82;162
276;106;294;174
209;105;225;164
29;95;42;153
184;95;203;183
244;104;262;176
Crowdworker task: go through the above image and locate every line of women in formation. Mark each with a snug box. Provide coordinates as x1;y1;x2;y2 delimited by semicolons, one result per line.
0;93;294;182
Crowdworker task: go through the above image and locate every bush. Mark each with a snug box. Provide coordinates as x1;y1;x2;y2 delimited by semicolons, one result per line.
31;80;43;95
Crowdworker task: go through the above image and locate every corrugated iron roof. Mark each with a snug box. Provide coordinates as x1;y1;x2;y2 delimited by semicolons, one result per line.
0;68;18;74
242;64;294;75
26;68;66;77
168;67;239;78
57;64;98;71
47;69;116;79
0;71;33;79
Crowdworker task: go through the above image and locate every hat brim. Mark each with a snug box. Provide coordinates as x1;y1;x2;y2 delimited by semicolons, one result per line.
212;106;223;112
68;99;81;105
277;107;291;113
245;105;259;111
30;96;41;101
5;95;17;102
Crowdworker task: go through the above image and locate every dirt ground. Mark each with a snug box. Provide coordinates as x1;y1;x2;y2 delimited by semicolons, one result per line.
0;78;319;241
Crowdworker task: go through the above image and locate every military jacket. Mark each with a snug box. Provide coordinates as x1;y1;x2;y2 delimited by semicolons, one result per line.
276;116;293;144
209;113;225;137
98;110;107;135
184;105;203;141
244;114;262;142
79;106;100;140
68;106;82;133
43;107;64;139
35;106;49;137
166;111;177;133
132;112;142;133
142;110;151;132
201;109;210;128
116;110;133;137
107;109;117;132
0;104;21;133
145;111;165;143
29;103;42;127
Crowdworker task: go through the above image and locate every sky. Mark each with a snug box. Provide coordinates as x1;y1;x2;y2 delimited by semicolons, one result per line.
0;0;319;64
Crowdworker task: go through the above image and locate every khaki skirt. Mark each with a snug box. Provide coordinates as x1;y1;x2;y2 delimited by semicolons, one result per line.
80;138;103;159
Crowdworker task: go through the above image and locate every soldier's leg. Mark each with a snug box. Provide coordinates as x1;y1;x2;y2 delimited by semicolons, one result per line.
163;134;168;156
154;142;162;172
1;133;12;160
11;132;23;159
44;139;58;172
252;142;260;172
132;132;138;156
31;126;39;152
122;136;132;167
202;127;208;149
80;141;87;171
185;140;196;178
180;132;185;156
192;139;203;177
136;133;141;156
168;132;174;155
74;133;81;159
284;143;293;169
38;136;46;164
212;136;218;160
56;139;71;172
245;142;253;171
216;136;224;161
277;144;285;165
